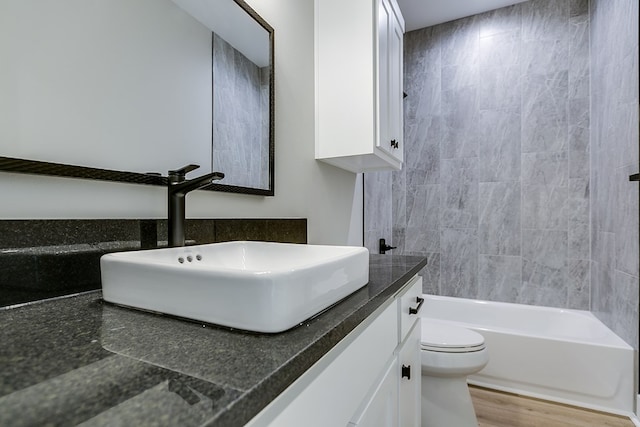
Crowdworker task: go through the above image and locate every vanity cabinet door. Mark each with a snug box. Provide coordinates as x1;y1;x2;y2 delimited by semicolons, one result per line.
349;321;421;427
348;359;398;427
398;321;421;427
246;303;397;427
245;275;421;427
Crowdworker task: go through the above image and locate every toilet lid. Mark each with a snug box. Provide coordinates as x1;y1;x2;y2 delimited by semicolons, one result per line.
421;319;485;352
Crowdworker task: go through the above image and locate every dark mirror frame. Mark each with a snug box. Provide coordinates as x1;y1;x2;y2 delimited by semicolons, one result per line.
0;0;275;197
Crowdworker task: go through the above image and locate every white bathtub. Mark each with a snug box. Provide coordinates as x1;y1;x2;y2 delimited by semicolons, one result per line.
421;294;636;415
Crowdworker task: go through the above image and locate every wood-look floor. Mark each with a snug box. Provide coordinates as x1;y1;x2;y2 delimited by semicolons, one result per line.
469;386;636;427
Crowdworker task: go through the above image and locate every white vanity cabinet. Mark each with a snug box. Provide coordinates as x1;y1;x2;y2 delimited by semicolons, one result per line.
396;278;423;427
314;0;405;173
348;356;399;426
349;281;422;427
246;275;423;427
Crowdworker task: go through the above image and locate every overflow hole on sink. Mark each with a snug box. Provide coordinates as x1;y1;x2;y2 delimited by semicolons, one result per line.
178;254;201;264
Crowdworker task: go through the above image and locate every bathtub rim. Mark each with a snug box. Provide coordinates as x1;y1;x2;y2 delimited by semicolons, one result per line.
421;294;633;350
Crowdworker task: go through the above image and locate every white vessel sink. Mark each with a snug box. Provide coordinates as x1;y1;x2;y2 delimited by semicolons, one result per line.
100;241;369;333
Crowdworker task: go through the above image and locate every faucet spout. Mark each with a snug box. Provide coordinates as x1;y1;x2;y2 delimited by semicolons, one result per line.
167;165;224;247
169;172;225;197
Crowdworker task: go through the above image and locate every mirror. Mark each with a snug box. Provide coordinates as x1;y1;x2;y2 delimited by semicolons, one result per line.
0;0;274;195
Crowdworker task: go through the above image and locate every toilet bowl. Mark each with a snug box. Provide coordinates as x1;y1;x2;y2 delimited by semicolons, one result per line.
420;319;489;427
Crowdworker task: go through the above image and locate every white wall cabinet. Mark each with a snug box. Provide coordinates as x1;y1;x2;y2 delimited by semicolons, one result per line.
246;275;423;427
315;0;405;173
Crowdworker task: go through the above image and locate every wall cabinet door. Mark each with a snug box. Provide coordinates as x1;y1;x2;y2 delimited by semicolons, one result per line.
315;0;405;173
376;0;404;164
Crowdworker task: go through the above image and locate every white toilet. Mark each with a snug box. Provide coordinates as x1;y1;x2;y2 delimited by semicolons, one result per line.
420;319;489;427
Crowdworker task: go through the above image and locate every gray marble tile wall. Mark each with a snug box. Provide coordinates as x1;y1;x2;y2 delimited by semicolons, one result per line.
364;172;393;254
589;0;639;349
391;0;593;308
212;33;269;189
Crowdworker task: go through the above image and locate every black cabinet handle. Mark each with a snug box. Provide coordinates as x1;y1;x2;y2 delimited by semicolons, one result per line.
402;365;411;380
390;139;399;149
409;296;424;315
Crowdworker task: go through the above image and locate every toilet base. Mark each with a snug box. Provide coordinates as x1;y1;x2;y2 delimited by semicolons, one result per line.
421;375;479;427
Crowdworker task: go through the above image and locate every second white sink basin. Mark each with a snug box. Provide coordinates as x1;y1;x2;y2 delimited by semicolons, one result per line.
100;241;369;333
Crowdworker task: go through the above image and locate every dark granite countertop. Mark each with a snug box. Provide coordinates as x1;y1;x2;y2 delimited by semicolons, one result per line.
0;254;426;427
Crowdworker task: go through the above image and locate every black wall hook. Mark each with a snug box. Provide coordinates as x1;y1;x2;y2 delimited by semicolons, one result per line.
379;238;397;255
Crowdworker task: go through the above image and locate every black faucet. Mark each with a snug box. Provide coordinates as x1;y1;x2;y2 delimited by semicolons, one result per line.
168;164;224;247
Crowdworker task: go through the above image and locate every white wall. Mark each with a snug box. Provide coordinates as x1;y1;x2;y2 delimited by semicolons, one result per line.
0;0;364;246
0;0;212;174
